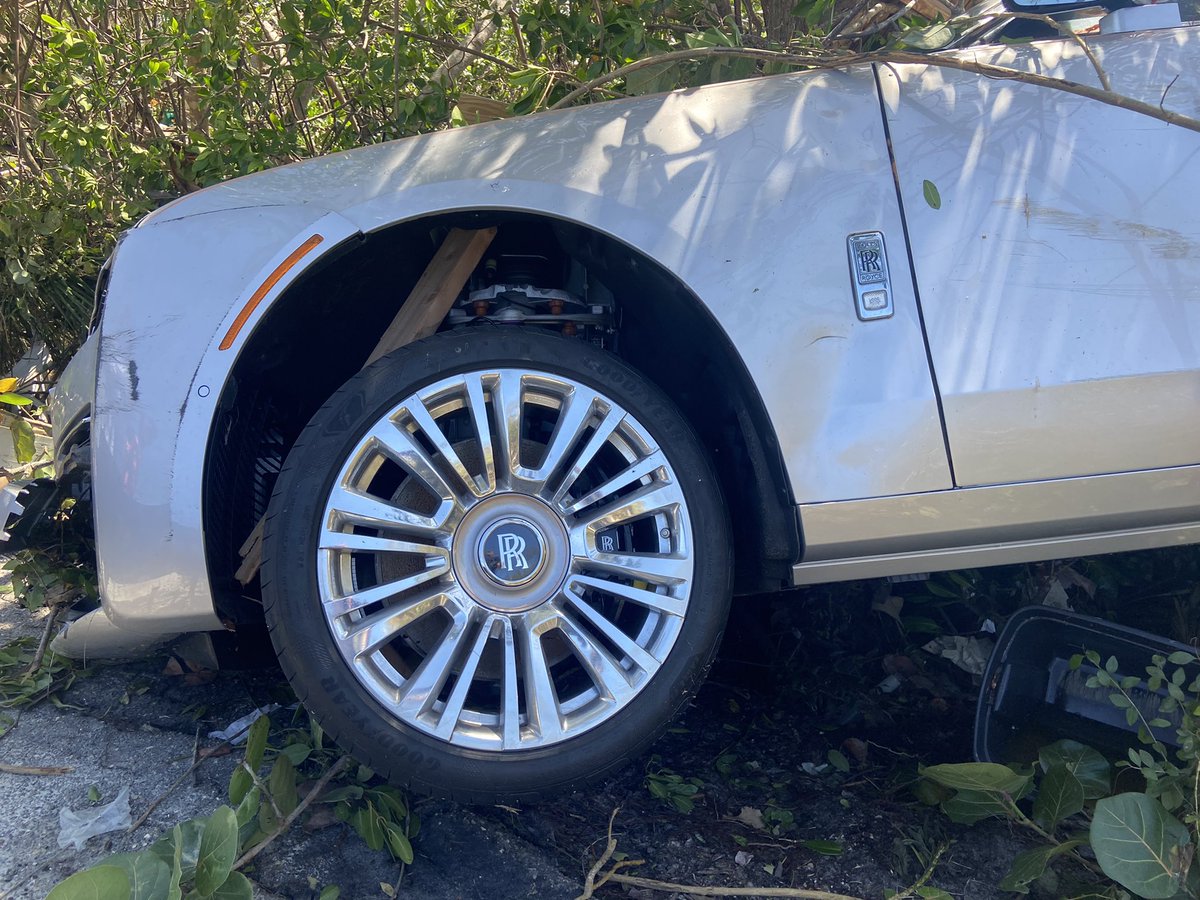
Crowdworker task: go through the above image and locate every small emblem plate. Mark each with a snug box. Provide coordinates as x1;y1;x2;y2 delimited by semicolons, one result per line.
847;232;894;321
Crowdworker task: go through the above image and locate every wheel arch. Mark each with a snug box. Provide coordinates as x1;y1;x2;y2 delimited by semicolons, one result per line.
202;208;799;624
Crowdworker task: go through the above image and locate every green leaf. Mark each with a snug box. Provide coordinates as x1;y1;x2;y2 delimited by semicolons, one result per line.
940;789;1012;825
234;786;260;828
318;888;341;900
209;871;253;900
351;803;386;851
151;819;204;887
229;715;270;805
800;839;843;855
997;840;1085;894
1033;765;1085;830
269;755;298;817
0;392;32;406
320;786;364;804
280;743;311;766
827;750;850;773
922;179;941;210
105;852;173;900
1167;651;1194;665
384;821;414;864
1091;793;1193;899
46;865;131;899
921;762;1030;795
1039;740;1111;800
10;417;35;464
195;806;238;895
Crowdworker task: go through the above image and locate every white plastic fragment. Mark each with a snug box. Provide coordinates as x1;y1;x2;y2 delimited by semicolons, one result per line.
877;674;902;694
922;635;994;677
58;785;131;850
981;618;996;634
207;704;279;744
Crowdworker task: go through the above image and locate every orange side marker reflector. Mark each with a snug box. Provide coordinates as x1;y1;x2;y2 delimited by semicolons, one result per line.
219;234;324;351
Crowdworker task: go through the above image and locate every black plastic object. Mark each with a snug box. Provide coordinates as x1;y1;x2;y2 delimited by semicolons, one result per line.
0;478;59;552
975;606;1192;765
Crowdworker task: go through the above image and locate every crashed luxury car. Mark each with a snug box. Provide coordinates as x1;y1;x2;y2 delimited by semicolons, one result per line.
2;2;1197;800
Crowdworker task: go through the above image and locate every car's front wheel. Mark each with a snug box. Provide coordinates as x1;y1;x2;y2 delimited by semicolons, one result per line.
262;329;730;800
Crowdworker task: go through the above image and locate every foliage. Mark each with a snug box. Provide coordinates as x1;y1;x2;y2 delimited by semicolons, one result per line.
0;636;77;737
2;0;929;372
920;745;1099;894
919;643;1200;899
0;376;41;466
646;759;706;813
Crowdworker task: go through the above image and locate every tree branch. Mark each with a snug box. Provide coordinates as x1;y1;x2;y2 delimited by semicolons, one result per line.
547;45;1200;135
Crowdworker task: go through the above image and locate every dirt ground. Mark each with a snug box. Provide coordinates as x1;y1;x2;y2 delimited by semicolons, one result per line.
0;583;1059;900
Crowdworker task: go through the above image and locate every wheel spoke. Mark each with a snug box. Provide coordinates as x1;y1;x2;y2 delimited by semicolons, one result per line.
407;393;487;500
577;551;692;588
395;603;473;719
368;420;456;504
433;615;498;740
568;573;687;617
562;588;662;672
335;586;455;655
549;408;623;509
575;480;683;533
520;616;564;742
320;530;446;559
500;618;521;749
324;563;449;617
464;373;496;494
327;486;450;538
552;602;635;704
493;371;524;485
518;387;597;493
561;451;667;517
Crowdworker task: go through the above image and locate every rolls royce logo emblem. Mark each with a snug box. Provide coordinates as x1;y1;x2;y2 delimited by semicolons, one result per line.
847;232;894;322
496;533;529;572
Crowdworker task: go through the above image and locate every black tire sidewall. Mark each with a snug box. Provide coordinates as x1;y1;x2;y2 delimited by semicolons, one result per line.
263;329;731;801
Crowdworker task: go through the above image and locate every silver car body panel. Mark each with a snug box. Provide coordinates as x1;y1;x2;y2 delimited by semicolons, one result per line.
798;462;1200;560
79;65;957;631
879;29;1200;486
47;25;1200;636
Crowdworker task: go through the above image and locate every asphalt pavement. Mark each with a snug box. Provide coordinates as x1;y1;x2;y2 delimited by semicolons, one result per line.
0;588;579;899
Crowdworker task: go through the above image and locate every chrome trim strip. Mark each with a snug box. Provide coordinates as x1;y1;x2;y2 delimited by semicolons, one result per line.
792;522;1200;585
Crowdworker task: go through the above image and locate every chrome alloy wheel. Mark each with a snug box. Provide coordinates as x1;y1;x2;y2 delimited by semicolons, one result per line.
316;370;694;752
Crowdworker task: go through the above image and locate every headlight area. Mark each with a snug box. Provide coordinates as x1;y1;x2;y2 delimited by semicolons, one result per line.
87;251;113;334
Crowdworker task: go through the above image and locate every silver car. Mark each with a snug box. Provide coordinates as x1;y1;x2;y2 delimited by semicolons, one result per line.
3;8;1198;800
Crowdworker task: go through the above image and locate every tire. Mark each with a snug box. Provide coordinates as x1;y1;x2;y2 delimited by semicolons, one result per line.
262;329;731;801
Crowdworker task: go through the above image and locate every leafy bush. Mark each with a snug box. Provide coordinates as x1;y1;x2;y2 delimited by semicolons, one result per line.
4;0;829;372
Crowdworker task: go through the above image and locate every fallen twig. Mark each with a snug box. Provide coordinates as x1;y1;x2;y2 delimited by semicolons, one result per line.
128;716;258;834
233;755;351;870
604;875;865;898
577;808;863;900
0;762;73;775
577;808;621;899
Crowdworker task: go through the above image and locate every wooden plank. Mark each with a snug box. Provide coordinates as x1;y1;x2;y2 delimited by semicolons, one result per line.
234;519;265;586
238;226;497;584
365;226;497;365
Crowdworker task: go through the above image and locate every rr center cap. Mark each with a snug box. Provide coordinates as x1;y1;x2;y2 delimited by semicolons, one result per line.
478;517;547;587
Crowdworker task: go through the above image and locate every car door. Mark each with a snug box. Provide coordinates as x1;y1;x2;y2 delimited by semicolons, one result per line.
877;27;1200;488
